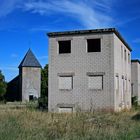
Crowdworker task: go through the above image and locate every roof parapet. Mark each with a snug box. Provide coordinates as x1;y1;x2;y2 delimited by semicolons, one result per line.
131;59;140;64
47;28;132;52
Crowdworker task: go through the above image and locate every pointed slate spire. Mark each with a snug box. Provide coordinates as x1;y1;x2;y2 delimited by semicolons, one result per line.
18;49;41;68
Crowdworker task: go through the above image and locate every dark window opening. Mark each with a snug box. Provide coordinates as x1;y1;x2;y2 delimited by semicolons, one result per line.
59;40;71;54
87;39;101;52
124;49;127;61
29;95;34;101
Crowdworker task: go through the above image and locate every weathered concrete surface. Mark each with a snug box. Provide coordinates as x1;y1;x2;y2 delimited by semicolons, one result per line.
131;60;140;104
48;29;131;112
21;67;41;101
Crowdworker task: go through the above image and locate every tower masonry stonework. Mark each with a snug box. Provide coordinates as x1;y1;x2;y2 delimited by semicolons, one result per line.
19;49;41;101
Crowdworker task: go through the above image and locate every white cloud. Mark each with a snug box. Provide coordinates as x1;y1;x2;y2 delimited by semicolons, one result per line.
0;0;22;17
11;53;18;58
0;0;139;29
23;0;113;28
38;55;48;60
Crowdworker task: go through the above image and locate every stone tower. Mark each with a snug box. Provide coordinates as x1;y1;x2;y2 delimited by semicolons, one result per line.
19;49;41;101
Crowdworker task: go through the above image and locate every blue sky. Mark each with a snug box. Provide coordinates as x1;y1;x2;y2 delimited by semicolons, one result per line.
0;0;140;82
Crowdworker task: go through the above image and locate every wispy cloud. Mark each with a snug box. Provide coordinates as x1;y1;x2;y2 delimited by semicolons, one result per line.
11;53;18;58
133;38;140;43
115;15;140;26
38;55;48;61
0;66;18;81
0;66;18;71
0;0;22;17
0;0;138;29
29;27;50;32
23;0;113;28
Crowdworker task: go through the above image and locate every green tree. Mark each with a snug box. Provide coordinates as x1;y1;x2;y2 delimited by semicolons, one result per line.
41;64;48;97
0;70;7;100
38;65;48;109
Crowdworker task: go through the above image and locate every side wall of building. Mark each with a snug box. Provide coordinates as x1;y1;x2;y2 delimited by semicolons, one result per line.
131;62;140;103
22;67;41;101
114;34;131;111
48;33;115;112
138;63;140;103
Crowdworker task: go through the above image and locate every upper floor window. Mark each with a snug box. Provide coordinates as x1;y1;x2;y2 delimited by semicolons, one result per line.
124;49;127;61
121;46;123;58
58;40;71;54
87;39;101;52
128;53;130;63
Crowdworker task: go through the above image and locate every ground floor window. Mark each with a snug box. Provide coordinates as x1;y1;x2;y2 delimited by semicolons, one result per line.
58;107;73;113
58;76;73;90
88;75;103;90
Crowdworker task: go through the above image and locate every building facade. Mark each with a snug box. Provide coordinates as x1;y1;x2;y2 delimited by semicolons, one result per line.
131;60;140;104
48;28;132;112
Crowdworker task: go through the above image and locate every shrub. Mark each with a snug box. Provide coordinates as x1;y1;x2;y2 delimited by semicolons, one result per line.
132;96;138;108
38;96;48;110
26;98;38;110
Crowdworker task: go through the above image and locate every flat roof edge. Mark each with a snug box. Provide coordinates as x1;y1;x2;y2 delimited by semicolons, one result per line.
47;28;132;52
131;59;140;64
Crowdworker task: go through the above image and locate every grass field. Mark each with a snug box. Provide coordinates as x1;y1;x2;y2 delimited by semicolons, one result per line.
0;108;140;140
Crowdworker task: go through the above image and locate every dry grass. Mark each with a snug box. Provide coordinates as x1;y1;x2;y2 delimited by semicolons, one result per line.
0;108;140;140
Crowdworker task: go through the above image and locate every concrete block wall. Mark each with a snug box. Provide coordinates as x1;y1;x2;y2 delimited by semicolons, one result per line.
131;61;140;104
49;33;116;112
48;30;132;112
114;34;131;111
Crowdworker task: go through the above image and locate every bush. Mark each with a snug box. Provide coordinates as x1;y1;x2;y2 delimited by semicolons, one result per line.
132;96;138;108
26;99;38;110
38;96;48;110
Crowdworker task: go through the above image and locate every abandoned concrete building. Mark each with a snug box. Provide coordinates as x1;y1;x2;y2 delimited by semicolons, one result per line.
48;28;132;112
131;59;140;104
6;49;41;102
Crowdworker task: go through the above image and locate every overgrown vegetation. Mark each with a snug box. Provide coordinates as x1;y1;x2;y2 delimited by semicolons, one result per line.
38;96;48;109
39;64;48;109
0;70;7;101
0;108;140;140
132;96;138;109
41;64;48;97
